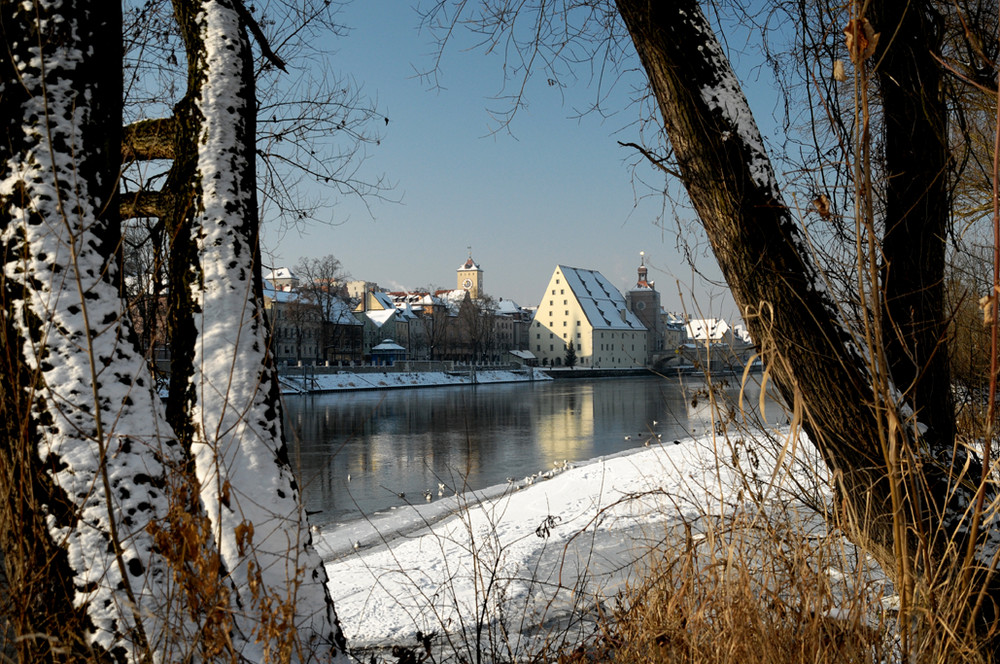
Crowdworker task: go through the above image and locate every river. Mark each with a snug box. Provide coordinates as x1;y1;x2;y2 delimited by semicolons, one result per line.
284;373;785;528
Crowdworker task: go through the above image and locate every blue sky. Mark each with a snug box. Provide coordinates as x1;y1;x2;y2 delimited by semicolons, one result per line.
259;3;776;317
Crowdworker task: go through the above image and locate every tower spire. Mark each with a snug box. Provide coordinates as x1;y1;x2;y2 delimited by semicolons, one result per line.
637;251;650;287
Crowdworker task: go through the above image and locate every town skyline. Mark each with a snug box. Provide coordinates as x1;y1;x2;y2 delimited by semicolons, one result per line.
257;2;763;321
267;248;739;319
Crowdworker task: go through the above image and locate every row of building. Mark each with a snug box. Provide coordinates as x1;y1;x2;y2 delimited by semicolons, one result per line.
264;254;753;371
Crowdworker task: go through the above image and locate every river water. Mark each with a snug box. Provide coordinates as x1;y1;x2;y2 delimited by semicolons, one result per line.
284;373;785;528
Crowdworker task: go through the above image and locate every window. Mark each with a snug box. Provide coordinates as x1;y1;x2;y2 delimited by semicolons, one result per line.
563;321;567;327
577;344;581;351
556;279;560;284
576;321;580;326
550;345;554;351
560;289;564;294
564;310;569;316
549;300;553;306
536;333;540;339
552;289;556;295
563;300;567;305
577;333;581;339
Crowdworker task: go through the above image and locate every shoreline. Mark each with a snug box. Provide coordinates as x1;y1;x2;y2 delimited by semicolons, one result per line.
279;365;730;394
278;368;553;394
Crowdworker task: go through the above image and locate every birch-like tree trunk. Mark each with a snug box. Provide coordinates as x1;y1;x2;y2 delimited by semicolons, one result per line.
0;1;210;661
166;0;346;660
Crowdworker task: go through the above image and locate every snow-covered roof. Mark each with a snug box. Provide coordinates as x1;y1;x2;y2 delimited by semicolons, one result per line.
731;323;753;344
366;309;396;327
495;299;523;315
388;291;444;310
372;339;406;352
686;318;731;341
263;279;296;304
371;290;395;310
394;303;420;321
328;298;362;326
458;257;481;271
435;289;469;314
508;349;536;359
557;265;646;331
266;267;297;282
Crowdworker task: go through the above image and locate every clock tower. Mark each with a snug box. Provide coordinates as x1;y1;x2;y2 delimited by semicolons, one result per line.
457;252;483;298
626;251;662;361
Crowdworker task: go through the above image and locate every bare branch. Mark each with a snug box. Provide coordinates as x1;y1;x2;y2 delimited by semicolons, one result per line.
235;0;287;72
618;140;682;179
123;117;176;162
121;190;174;219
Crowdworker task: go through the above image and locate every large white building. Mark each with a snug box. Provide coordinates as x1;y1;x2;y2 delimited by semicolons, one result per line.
531;265;648;367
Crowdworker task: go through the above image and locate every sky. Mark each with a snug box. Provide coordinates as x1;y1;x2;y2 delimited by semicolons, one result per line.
259;3;780;316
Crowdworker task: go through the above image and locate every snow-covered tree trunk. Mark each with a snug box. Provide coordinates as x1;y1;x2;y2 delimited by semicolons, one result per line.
0;1;215;661
166;0;345;660
614;0;1000;652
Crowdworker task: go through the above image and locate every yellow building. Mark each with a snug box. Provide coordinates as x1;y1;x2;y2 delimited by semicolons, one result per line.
531;265;648;368
457;255;483;299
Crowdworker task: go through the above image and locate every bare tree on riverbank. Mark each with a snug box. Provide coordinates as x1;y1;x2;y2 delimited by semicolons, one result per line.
423;0;1000;657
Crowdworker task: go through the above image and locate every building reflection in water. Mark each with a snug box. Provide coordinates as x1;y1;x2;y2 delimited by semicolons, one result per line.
284;374;782;527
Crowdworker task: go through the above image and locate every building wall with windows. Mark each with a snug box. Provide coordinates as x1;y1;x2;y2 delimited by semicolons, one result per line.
531;265;648;368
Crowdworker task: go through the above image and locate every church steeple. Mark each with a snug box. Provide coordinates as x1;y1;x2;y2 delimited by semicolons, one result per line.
636;251;653;289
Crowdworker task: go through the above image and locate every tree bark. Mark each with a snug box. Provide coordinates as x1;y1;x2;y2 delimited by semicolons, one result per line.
121;190;174;220
870;0;955;448
123;117;177;162
0;0;203;660
167;0;346;659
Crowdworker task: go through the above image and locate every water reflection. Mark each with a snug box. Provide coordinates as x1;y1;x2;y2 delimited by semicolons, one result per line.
284;374;784;527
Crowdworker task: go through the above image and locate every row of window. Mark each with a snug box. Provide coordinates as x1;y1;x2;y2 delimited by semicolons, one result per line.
536;344;582;351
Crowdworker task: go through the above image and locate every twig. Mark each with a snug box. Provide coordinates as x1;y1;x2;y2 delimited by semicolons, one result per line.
617;141;683;179
235;0;287;73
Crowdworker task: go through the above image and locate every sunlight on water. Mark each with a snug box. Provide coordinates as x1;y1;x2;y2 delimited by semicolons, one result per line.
284;373;783;527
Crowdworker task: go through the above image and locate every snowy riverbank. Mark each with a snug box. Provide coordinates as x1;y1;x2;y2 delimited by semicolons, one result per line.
316;424;883;658
279;368;551;394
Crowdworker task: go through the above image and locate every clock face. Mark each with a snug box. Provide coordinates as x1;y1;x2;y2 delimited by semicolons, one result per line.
462;278;473;289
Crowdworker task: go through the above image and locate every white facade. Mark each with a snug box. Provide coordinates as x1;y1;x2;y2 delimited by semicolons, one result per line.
531;265;648;367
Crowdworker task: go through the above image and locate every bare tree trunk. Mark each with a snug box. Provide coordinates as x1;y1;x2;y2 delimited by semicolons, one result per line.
870;0;955;447
614;0;997;652
166;0;346;659
0;0;205;660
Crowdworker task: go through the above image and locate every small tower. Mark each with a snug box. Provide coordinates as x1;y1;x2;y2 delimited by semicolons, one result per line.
626;252;662;357
457;249;483;298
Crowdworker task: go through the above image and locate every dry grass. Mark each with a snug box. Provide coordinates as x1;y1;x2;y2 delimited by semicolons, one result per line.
573;512;892;664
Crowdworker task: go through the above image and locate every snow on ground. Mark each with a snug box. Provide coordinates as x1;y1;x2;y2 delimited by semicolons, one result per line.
280;369;550;393
319;425;837;655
